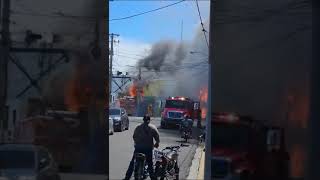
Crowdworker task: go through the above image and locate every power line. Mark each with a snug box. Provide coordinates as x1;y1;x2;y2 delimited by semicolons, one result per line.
195;0;209;48
114;54;141;61
10;10;97;21
109;0;186;21
117;51;146;58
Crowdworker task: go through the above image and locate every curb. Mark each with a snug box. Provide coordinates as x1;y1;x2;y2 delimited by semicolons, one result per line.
196;146;205;180
186;144;205;180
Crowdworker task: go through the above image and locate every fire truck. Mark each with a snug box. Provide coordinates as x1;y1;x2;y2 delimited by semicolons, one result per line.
160;96;201;128
118;96;136;116
212;112;290;180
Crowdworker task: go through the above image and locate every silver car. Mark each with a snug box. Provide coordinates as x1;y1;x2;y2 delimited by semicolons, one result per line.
0;144;60;180
109;117;114;135
109;108;129;132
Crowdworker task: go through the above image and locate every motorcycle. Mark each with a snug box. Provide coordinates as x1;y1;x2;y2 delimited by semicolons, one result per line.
154;145;186;180
133;145;186;180
179;119;193;142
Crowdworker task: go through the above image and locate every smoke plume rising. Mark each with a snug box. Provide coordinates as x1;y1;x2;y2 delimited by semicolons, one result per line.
134;20;210;101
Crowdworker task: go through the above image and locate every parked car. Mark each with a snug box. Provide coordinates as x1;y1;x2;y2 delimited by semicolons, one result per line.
109;117;114;135
109;107;129;132
0;144;60;180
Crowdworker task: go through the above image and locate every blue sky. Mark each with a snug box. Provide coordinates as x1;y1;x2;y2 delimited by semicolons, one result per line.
110;1;210;43
109;0;210;75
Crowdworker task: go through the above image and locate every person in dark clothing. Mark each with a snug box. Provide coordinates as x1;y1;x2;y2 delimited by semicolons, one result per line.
123;115;160;180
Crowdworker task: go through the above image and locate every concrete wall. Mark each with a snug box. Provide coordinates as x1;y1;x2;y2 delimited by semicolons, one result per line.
212;0;311;178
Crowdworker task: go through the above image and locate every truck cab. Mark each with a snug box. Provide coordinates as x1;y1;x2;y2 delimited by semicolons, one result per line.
211;113;289;180
160;96;200;128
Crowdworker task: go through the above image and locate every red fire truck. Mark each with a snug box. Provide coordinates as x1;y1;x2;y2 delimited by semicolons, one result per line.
118;96;136;116
211;112;290;180
160;96;201;128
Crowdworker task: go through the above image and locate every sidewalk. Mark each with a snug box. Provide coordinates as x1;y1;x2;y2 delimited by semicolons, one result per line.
186;144;205;180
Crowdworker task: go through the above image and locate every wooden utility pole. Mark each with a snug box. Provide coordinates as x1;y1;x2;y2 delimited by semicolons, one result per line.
109;33;119;103
0;0;10;142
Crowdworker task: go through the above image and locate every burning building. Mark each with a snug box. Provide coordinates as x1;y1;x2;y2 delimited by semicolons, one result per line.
126;23;210;116
4;0;108;173
3;1;107;169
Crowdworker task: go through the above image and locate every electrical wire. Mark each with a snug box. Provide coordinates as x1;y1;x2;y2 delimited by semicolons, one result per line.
195;0;209;48
109;0;186;21
10;10;97;22
117;51;147;58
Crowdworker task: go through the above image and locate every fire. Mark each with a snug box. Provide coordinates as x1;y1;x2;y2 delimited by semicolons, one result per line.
128;82;144;97
129;83;137;97
64;64;91;111
64;76;79;111
199;86;208;119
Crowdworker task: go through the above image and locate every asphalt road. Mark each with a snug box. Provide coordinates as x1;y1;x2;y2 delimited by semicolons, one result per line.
109;117;203;180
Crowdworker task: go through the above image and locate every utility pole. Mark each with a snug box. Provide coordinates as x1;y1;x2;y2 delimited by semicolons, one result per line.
0;0;10;143
109;33;119;103
136;66;142;116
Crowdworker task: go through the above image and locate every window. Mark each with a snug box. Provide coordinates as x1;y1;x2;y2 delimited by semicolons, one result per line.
165;100;188;109
0;150;35;169
212;123;251;151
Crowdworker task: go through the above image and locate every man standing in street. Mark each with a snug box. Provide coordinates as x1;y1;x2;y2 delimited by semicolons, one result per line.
124;115;160;180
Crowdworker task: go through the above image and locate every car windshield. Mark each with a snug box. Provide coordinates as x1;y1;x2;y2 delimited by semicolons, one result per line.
212;123;250;150
165;100;189;109
109;109;120;115
0;150;35;169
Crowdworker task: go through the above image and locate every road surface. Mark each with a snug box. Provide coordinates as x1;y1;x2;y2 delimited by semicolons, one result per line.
109;117;203;180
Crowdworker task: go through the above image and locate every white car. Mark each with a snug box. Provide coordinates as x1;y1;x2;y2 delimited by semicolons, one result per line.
109;117;114;135
0;144;60;180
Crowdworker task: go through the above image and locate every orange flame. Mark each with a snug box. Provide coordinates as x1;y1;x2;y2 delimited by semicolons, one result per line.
64;75;80;111
128;82;144;97
129;83;137;97
64;65;91;111
199;86;208;119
